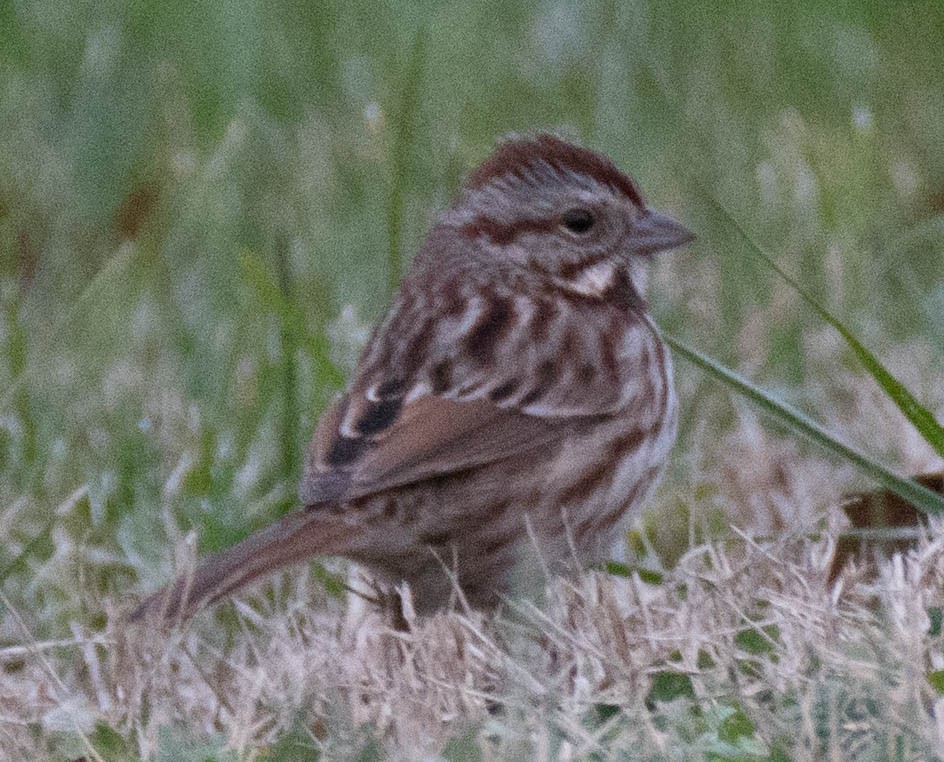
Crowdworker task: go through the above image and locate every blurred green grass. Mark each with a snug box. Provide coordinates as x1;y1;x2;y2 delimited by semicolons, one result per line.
1;0;943;633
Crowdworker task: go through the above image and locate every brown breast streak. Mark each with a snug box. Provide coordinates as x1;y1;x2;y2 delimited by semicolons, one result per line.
573;480;646;548
463;295;514;364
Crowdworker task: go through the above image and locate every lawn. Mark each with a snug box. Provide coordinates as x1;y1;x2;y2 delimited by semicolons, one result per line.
1;1;943;758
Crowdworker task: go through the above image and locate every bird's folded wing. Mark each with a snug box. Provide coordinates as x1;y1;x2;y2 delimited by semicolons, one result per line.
299;279;645;507
300;394;601;505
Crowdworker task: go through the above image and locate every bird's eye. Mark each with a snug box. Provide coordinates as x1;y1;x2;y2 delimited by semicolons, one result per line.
561;208;595;234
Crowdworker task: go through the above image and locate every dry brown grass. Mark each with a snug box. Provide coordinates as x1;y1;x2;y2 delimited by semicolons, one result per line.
5;504;944;759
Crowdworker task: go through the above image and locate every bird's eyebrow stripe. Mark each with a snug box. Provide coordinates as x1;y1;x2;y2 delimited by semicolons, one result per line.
457;214;558;244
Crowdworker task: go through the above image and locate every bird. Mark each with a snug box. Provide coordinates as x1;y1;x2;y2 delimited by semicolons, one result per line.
131;133;694;624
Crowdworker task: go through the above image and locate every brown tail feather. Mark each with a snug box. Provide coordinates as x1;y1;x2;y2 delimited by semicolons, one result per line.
129;509;358;624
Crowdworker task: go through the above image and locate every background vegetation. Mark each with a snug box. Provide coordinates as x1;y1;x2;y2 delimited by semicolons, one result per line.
1;1;943;758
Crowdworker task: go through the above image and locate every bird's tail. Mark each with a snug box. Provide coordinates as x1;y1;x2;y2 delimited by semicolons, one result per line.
129;508;359;624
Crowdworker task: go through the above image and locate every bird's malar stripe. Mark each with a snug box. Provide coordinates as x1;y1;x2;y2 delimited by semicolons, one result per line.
557;253;608;282
605;268;647;313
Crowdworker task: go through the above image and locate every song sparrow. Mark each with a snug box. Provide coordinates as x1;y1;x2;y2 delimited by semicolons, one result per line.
132;133;693;623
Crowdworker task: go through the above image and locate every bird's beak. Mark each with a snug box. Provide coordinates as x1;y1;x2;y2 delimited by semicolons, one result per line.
632;209;695;256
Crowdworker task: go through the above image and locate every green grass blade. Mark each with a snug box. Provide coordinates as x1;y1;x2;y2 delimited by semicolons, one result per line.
0;244;144;412
386;27;428;296
239;250;346;389
274;234;300;479
664;333;944;516
707;198;944;459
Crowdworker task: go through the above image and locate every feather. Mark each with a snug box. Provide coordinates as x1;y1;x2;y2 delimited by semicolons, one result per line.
129;510;360;623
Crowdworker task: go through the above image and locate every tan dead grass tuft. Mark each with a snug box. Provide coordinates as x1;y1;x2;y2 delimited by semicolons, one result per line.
5;520;944;758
